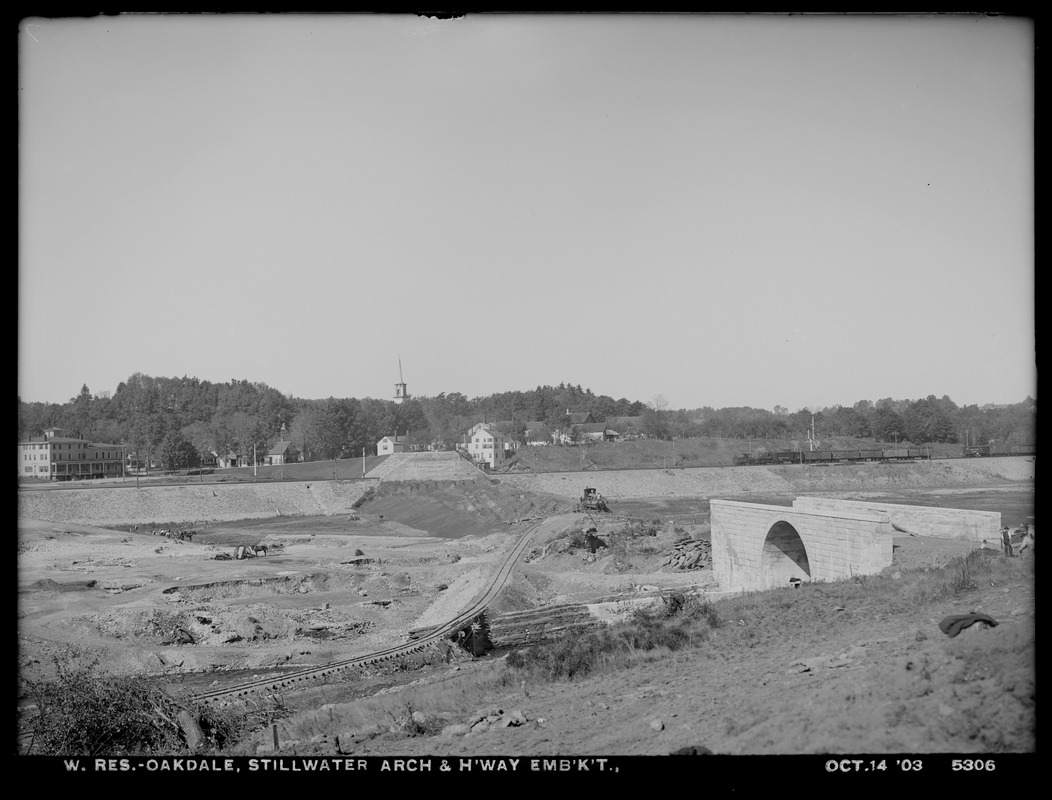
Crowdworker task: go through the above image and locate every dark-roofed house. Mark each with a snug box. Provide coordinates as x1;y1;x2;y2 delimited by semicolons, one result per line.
606;415;646;441
564;410;596;425
265;440;294;466
524;421;552;446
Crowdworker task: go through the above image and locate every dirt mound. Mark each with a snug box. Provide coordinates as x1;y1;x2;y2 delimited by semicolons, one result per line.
359;481;561;539
28;578;97;593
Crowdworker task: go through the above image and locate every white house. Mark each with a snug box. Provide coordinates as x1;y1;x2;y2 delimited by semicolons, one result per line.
209;451;242;469
465;423;506;469
376;434;408;455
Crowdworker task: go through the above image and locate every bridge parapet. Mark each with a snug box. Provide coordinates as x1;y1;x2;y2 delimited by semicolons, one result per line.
791;497;1000;542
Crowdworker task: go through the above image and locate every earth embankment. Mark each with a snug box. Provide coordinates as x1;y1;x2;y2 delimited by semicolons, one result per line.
498;457;1035;501
17;481;376;526
18;457;1034;528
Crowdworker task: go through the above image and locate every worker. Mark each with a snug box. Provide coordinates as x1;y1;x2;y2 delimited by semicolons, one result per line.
1001;526;1014;557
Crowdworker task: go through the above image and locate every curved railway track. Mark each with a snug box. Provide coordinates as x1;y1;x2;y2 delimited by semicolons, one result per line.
189;512;565;704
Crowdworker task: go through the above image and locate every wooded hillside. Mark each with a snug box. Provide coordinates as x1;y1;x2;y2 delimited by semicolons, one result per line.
17;374;1035;471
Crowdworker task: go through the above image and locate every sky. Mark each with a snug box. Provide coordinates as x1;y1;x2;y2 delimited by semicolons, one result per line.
18;13;1035;413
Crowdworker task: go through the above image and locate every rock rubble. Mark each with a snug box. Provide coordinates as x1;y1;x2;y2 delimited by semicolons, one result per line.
664;538;712;571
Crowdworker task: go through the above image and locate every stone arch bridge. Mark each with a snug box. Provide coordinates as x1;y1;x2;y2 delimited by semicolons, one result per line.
710;499;894;594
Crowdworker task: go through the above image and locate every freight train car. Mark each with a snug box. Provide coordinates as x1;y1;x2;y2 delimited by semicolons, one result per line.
733;448;932;466
963;444;1036;457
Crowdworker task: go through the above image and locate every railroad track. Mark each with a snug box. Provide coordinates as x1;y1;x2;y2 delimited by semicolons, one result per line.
189;512;565;704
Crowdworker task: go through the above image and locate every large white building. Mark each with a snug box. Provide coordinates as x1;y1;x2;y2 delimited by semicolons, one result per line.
464;423;506;469
17;427;125;481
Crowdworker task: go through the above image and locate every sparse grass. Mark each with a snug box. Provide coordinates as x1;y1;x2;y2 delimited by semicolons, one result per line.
504;553;1023;689
179;553;1032;753
274;664;508;744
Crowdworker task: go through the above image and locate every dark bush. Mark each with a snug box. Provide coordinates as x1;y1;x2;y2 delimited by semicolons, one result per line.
21;655;185;755
352;488;376;509
20;651;286;755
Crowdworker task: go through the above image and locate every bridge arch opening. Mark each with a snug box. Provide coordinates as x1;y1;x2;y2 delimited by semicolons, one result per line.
762;521;811;588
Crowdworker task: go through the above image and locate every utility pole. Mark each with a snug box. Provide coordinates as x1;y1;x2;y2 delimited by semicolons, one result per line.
362;447;366;477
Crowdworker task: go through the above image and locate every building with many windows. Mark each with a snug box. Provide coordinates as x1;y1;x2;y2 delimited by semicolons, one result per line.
463;423;506;469
17;427;125;481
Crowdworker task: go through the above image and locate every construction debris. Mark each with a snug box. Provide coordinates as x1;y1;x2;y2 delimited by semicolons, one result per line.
663;537;712;571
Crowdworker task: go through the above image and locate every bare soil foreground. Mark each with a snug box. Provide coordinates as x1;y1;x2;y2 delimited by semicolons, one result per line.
18;457;1035;761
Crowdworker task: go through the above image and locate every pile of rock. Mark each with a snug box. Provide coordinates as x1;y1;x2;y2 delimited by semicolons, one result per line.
664;537;712;571
441;706;532;737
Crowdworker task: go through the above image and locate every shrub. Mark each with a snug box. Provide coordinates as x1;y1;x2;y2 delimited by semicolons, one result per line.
351;488;376;509
949;552;979;594
566;532;588;551
505;604;710;683
639;591;723;628
196;703;250;751
21;654;185;755
20;650;289;755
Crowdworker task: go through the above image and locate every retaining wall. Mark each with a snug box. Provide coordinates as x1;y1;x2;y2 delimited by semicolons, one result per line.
791;497;1000;542
710;499;893;594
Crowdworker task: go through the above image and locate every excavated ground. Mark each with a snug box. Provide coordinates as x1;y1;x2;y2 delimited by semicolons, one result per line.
17;458;1035;756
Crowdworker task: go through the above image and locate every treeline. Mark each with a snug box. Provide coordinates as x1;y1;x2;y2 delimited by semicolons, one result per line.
17;375;1035;471
655;396;1036;448
15;376;646;470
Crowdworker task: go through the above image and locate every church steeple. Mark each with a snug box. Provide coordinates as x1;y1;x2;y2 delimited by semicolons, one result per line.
394;356;409;404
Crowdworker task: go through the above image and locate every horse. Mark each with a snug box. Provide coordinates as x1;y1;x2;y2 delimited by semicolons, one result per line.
252;545;268;557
